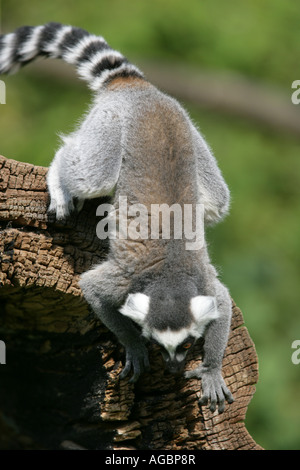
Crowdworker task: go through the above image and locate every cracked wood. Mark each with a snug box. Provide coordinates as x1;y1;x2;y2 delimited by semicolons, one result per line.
0;155;262;450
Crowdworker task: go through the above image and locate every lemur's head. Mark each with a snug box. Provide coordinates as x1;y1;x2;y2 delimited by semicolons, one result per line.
119;286;219;374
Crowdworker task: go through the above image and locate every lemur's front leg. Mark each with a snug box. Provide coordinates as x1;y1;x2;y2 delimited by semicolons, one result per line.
79;261;150;383
192;126;230;225
185;280;234;413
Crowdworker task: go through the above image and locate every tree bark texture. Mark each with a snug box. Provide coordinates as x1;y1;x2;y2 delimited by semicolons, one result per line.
0;155;262;450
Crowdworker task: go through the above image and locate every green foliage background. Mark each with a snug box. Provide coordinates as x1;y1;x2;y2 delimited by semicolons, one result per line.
1;0;299;450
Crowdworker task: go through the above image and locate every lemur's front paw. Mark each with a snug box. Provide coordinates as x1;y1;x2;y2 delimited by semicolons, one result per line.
120;343;150;383
185;365;234;413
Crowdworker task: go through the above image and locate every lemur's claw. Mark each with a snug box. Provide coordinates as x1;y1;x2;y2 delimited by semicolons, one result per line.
185;365;234;414
120;345;150;383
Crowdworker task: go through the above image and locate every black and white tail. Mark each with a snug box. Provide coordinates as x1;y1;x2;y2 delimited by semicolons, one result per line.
0;22;144;90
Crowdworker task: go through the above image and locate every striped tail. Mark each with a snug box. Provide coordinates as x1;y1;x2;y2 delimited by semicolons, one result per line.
0;22;144;90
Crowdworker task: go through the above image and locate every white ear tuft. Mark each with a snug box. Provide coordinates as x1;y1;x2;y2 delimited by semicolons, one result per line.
119;293;150;327
190;296;219;325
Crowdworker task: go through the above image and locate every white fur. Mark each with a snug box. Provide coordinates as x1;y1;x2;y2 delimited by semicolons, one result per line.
62;35;106;64
175;353;186;362
119;293;150;326
198;186;223;222
151;327;201;359
0;34;16;72
19;26;44;61
43;25;73;57
89;63;142;91
152;328;190;352
77;50;123;82
190;295;219;324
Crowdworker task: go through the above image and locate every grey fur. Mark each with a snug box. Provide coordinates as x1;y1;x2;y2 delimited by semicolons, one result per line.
0;23;233;413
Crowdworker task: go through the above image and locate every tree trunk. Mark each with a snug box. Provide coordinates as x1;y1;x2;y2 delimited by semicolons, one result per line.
0;155;262;450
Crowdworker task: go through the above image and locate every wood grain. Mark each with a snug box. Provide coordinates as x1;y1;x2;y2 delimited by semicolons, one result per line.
0;155;262;450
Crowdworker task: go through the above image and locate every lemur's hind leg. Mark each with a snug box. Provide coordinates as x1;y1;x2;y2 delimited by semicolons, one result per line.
47;153;74;220
47;106;123;220
192;126;230;225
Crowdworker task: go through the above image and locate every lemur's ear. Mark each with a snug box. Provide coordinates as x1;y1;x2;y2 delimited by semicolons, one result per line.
190;296;219;325
119;293;150;326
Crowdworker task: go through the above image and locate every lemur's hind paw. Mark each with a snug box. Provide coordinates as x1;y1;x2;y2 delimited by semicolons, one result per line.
185;365;234;414
120;343;150;383
47;198;75;220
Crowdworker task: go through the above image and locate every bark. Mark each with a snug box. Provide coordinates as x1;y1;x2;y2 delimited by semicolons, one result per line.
0;155;262;450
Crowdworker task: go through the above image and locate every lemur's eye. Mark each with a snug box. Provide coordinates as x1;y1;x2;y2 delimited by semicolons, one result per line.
183;342;192;349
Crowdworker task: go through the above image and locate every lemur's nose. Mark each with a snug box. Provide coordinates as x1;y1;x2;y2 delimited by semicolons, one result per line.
166;359;185;375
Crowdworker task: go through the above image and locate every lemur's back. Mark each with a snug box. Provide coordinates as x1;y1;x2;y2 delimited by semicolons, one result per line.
105;80;199;207
87;79;200;276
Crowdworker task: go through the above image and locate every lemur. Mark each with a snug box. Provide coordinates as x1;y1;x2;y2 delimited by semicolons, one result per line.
0;23;234;413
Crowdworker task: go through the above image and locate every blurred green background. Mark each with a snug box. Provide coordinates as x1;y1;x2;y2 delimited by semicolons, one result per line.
1;0;299;450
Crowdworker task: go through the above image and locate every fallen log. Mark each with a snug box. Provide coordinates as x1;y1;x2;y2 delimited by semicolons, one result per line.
0;155;262;450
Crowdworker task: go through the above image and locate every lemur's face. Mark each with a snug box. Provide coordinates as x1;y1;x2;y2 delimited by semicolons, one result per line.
120;292;219;374
148;328;197;374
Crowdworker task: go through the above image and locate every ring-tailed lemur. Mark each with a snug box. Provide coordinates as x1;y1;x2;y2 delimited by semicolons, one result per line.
0;23;234;413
